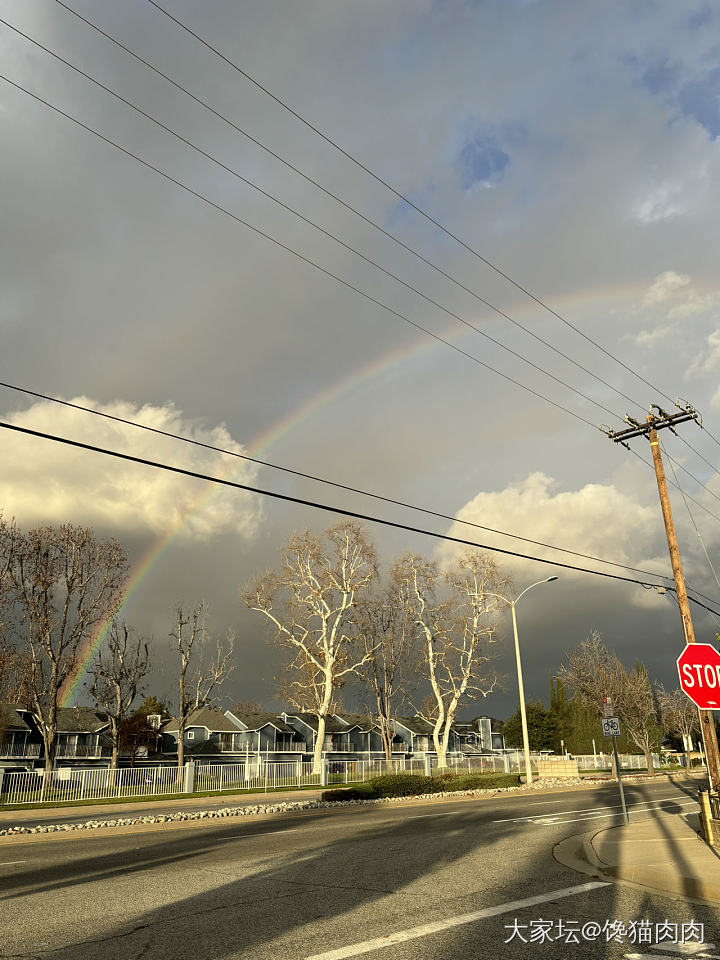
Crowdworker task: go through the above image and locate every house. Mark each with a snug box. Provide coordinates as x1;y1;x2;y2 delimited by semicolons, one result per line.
393;716;461;755
161;707;247;758
0;704;41;768
54;707;112;764
282;713;359;754
225;710;306;755
461;716;506;752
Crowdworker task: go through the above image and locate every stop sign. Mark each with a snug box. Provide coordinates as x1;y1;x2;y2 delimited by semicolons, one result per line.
677;643;720;708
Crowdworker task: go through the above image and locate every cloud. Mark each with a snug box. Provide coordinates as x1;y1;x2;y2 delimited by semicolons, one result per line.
438;472;667;593
687;329;720;377
632;181;688;224
627;271;719;344
0;398;263;540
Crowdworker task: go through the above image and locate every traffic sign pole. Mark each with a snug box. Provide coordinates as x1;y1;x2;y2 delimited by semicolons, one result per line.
611;735;628;825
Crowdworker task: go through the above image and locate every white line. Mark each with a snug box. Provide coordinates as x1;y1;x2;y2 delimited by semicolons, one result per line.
531;798;698;826
304;881;610;960
218;829;298;840
493;795;690;823
0;861;27;866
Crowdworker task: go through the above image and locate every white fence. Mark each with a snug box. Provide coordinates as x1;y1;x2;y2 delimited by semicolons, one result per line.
0;765;185;806
0;751;696;806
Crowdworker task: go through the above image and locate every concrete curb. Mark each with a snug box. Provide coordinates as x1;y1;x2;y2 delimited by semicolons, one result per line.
554;818;720;906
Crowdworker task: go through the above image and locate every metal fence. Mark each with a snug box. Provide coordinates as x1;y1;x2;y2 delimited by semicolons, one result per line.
0;765;185;806
0;750;697;806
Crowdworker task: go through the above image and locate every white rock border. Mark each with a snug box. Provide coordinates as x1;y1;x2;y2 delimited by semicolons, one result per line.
0;774;667;836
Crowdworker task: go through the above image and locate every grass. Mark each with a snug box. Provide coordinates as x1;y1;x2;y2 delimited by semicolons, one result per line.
0;780;327;812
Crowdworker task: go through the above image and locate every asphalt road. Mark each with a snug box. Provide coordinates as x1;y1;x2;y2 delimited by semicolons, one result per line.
1;778;716;960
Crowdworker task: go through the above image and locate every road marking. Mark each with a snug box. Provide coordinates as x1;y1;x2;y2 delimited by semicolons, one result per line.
218;829;298;840
304;881;610;960
0;861;27;866
531;798;698;826
494;795;691;822
405;813;458;819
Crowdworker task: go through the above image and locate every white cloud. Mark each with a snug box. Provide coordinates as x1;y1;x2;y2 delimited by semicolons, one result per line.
0;398;263;540
632;182;688;224
438;472;668;594
688;330;720;378
641;270;691;306
628;271;719;346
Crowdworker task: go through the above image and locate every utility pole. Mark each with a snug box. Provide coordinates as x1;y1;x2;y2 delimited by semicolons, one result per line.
603;402;720;792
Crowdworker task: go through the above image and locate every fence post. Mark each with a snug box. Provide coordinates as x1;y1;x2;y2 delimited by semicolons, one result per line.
0;768;4;800
423;754;432;776
321;760;329;786
184;761;196;794
80;769;86;801
503;754;511;773
297;758;302;787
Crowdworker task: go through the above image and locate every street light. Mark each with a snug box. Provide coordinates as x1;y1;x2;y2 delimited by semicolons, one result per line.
486;576;558;786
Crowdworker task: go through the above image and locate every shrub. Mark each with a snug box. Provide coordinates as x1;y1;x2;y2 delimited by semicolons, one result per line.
442;773;519;791
368;773;440;797
321;785;379;802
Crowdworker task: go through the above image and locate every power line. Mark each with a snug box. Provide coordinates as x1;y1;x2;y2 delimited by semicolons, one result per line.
0;17;625;425
50;0;647;416
626;445;720;529
145;0;676;409
0;71;603;432
5;418;719;613
0;378;677;583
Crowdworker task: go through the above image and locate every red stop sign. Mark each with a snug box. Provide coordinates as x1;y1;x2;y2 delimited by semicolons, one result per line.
677;643;720;708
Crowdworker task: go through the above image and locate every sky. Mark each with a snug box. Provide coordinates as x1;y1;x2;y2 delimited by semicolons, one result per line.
2;0;720;720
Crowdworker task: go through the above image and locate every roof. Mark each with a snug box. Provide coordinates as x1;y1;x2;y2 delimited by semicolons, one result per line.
394;716;435;735
229;711;296;734
335;713;377;732
56;707;109;733
162;707;240;734
0;704;31;732
285;713;350;733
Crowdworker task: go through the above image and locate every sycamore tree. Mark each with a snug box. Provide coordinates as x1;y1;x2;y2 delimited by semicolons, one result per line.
397;551;507;767
355;580;418;761
172;602;234;772
88;620;151;769
243;522;377;773
10;524;128;776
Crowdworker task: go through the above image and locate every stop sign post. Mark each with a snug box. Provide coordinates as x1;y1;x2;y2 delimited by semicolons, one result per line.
677;643;720;709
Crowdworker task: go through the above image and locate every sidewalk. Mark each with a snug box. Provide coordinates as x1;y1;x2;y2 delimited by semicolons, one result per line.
570;804;720;903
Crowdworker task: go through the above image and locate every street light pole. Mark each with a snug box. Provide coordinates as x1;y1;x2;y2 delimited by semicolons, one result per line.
487;577;557;787
510;600;533;787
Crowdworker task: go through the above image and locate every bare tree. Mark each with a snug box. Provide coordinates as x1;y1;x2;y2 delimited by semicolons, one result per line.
0;515;30;704
172;602;234;771
243;522;377;773
398;551;507;767
9;524;128;776
356;581;418;761
657;685;701;769
559;633;662;775
88;621;151;769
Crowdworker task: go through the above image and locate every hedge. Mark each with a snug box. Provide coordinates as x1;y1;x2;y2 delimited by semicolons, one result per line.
321;771;519;802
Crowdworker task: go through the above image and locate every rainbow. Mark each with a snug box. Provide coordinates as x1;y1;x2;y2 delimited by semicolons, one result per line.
57;280;640;705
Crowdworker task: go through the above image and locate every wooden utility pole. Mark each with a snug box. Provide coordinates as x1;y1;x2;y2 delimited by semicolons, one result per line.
604;403;720;792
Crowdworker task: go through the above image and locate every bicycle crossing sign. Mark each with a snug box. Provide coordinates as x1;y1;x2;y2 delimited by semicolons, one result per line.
601;717;621;737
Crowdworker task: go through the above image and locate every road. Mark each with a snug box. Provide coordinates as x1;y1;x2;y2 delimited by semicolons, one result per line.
0;777;716;960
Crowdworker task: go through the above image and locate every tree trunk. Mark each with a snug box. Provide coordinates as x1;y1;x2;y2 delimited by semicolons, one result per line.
435;722;449;769
644;747;655;776
380;717;393;763
313;715;326;775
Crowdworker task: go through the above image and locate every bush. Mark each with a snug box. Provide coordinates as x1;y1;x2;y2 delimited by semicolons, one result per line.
368;773;441;797
321;785;378;802
442;773;519;791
